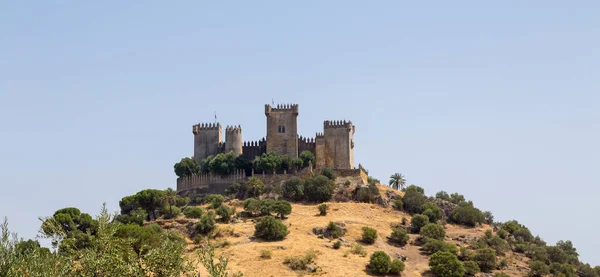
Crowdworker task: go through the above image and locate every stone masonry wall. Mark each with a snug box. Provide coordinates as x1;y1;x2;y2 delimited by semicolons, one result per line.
193;123;223;162
323;120;355;169
265;104;299;158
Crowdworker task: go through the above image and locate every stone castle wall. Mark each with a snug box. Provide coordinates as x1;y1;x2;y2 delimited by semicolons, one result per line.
176;167;367;195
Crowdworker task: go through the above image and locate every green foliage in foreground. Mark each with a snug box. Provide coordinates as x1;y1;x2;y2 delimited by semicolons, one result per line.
1;205;245;277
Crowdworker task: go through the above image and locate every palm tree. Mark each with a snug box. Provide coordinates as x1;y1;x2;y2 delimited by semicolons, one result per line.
163;188;177;215
389;173;406;190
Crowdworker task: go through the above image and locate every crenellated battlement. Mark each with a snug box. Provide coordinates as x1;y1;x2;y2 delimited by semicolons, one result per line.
298;135;315;144
225;125;242;134
193;122;222;134
265;104;299;114
315;132;324;138
324;120;353;129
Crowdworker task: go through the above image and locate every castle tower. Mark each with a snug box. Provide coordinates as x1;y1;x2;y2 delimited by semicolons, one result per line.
192;123;222;162
265;104;299;158
225;125;243;156
322;120;355;169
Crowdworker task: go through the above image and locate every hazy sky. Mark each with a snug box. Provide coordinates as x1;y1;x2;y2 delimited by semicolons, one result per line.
1;1;598;265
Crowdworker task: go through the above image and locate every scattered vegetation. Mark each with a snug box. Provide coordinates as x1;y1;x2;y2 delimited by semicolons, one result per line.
254;216;289;241
260;249;272;259
318;204;328;216
284;249;318;270
361;227;378;244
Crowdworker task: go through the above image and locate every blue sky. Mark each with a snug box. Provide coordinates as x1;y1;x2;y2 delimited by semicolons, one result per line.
1;1;599;265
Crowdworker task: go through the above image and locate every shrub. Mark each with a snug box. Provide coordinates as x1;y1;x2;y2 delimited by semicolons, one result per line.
393;199;403;211
284;249;317;270
327;221;343;239
429;251;465;277
243;198;260;216
368;251;391;275
448;204;484;227
215;206;235;222
401;217;408;226
260;249;272;259
259;199;275;216
183;206;203;219
205;194;225;209
161;206;181;219
390;228;409;246
333;240;342;249
351;243;367;256
410;214;430;233
474;248;497;273
195;214;216;235
245;177;265;198
483;211;494;224
304;175;334;202
549;262;576;277
421;202;443;223
529;260;550;277
389;259;406;275
419;224;446;241
515;243;528;253
421;239;458;255
435;191;450;201
321;168;336;180
459;247;474;261
272;200;292;219
499;258;508;269
494;273;510;277
463;260;480;276
497;229;508;239
254;216;289;241
403;189;426;214
318;204;328;216
362;227;378;244
344;180;351;186
282;178;304;201
487;236;509;256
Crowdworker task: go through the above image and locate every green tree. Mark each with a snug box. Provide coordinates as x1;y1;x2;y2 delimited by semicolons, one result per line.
389;259;405;275
318;204;328;216
291;157;304;172
206;194;225;209
183;206;204;219
367;176;380;186
474;248;497;272
321;168;336;180
420;223;445;241
196;214;216;235
254;216;289;241
254;152;282;174
463;260;480;276
272;200;292;219
448;203;484;227
362;227;378;244
243;198;261;216
421;239;458;255
245;177;265;199
435;191;450;201
529;261;550;277
403;188;427;214
429;251;465;277
421;202;443;223
299;150;316;168
368;251;391;275
282;177;304;201
388;173;406;190
215;206;235;222
133;189;166;221
390;228;409;246
174;157;200;178
410;214;430;233
304;175;334;202
162;188;178;216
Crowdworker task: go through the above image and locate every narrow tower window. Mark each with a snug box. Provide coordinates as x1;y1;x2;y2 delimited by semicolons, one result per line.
278;125;286;133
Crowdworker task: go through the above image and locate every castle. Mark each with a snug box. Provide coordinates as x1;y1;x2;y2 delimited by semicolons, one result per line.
192;104;356;170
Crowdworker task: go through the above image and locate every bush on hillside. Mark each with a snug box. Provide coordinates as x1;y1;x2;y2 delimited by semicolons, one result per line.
393;198;403;211
435;190;451;201
463;260;480;276
403;188;427;214
318;204;328;216
390;228;410;246
282;178;304;201
243;198;261;216
410;214;430;233
304;175;333;202
254;216;289;241
321;168;336;180
195;214;216;236
429;251;465;277
160;206;181;219
448;203;484;227
421;239;458;255
183;206;203;219
529;261;550;277
487;236;510;256
327;221;343;239
389;259;406;275
205;194;224;209
420;223;446;241
245;177;265;199
474;248;497;273
449;193;465;204
483;211;494;225
368;251;391;275
215;206;235;222
272;200;292;219
421;202;443;223
333;240;342;249
362;227;378;244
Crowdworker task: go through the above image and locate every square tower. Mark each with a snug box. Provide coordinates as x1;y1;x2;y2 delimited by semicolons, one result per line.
322;120;355;169
265;104;299;158
192;123;223;162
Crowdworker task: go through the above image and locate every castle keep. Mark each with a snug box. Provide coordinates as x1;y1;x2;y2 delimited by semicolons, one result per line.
192;104;356;170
